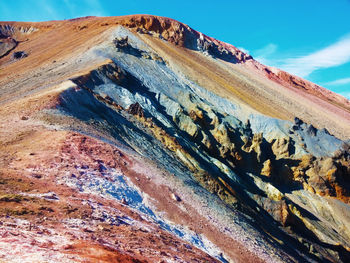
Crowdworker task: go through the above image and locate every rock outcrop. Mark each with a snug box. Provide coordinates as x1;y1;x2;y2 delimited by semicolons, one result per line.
0;15;349;263
0;37;17;58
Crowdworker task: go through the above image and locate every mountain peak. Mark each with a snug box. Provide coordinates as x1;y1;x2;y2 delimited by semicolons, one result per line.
0;15;350;263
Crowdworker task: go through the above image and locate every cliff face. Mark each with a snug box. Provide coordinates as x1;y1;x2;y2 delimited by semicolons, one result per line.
0;15;349;263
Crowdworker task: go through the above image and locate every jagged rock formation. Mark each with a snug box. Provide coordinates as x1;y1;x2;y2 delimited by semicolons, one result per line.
0;15;349;263
0;37;17;59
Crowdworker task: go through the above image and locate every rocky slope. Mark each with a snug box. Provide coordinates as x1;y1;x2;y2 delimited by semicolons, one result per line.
0;15;349;262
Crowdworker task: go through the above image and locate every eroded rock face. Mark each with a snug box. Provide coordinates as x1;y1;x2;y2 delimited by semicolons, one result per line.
302;151;350;203
59;54;350;262
120;15;190;47
0;24;38;59
0;24;38;37
1;15;350;263
0;37;17;58
0;24;39;59
120;15;252;63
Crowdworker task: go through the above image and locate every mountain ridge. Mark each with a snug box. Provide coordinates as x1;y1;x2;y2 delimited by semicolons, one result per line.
2;15;349;139
0;15;349;262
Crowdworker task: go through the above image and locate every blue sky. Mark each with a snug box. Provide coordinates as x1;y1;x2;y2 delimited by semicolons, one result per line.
1;0;350;99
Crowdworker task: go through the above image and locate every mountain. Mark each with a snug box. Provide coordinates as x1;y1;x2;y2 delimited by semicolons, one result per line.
0;15;349;262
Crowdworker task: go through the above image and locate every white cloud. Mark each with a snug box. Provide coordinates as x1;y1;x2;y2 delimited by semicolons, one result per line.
280;35;350;77
253;43;278;65
255;43;278;57
324;77;350;86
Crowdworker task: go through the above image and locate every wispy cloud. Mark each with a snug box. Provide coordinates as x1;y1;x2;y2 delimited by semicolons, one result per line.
62;0;107;18
324;77;350;86
253;43;277;65
84;0;106;16
280;34;350;77
42;0;107;20
40;0;60;20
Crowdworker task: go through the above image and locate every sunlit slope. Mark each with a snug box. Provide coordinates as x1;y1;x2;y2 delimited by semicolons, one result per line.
0;15;350;263
1;15;349;139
